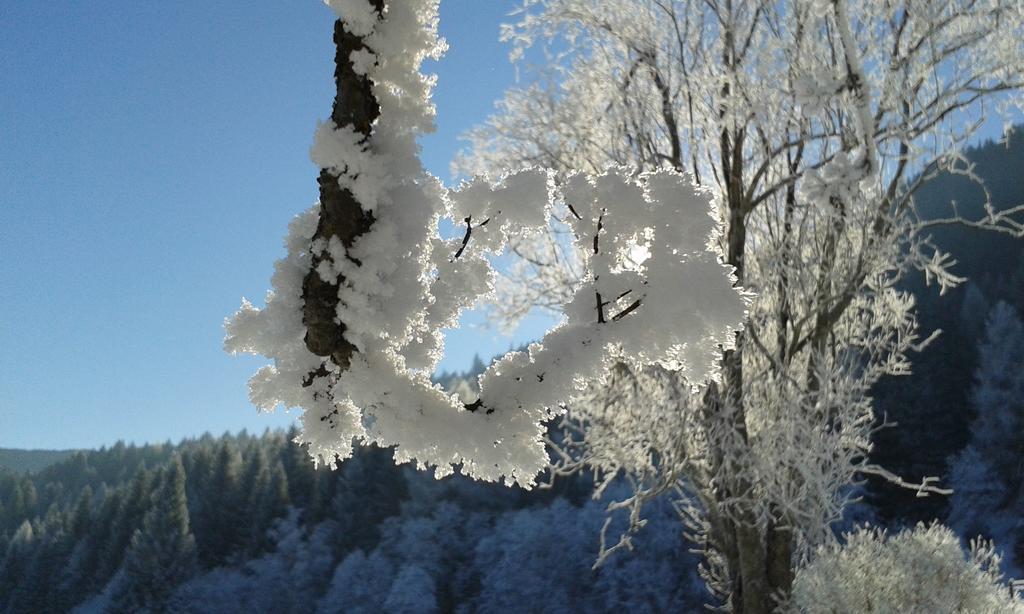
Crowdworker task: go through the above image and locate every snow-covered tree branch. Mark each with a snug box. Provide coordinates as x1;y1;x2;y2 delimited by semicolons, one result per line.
225;1;746;490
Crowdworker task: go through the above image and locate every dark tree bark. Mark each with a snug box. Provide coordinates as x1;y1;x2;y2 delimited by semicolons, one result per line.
302;5;385;371
708;118;795;612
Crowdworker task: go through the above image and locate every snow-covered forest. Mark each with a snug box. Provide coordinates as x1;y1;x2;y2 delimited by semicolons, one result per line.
0;425;707;613
5;0;1024;611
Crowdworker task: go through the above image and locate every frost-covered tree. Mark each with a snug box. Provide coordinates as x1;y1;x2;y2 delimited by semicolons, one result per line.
467;498;606;613
316;549;395;614
946;446;1006;548
965;301;1024;482
382;564;439;614
787;523;1023;613
110;456;197;614
453;0;1024;610
171;513;336;614
948;301;1024;568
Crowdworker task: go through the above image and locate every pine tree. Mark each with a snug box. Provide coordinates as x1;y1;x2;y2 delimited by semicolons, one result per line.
959;283;991;340
240;447;272;556
281;425;315;510
382;564;439;614
969;302;1024;482
86;487;125;592
0;521;34;610
329;447;407;552
469;353;486;377
99;465;153;581
58;486;100;608
948;301;1024;567
70;485;93;541
195;439;243;565
110;455;197;614
267;460;290;520
2;503;77;614
248;460;291;555
15;479;38;520
317;550;395;614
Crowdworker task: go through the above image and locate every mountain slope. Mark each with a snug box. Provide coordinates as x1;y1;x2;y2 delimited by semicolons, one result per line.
0;448;77;474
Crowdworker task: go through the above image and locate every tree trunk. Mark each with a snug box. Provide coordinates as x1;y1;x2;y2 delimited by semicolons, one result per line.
302;8;384;371
703;357;795;613
710;122;795;612
765;519;795;602
734;517;770;614
720;517;793;614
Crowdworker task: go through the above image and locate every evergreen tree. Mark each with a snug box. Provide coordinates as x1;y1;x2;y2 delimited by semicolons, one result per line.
110;455;197;614
968;302;1024;481
55;488;98;609
309;461;337;524
247;460;290;555
3;505;77;614
382;564;439;614
13;480;37;522
316;550;395;614
469;353;486;377
948;301;1024;568
194;439;243;566
99;465;154;581
267;460;290;519
958;283;990;341
0;521;34;611
240;447;288;557
329;447;407;552
182;438;215;521
85;487;125;592
280;425;315;510
69;485;93;541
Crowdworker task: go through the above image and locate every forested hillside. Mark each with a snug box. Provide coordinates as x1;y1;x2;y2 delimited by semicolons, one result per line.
1;131;1022;613
0;450;77;475
0;408;704;613
869;128;1024;530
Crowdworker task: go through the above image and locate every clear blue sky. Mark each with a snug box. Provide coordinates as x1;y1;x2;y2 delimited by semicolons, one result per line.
0;1;556;450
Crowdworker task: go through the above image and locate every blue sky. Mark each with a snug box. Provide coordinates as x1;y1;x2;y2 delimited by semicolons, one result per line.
0;1;556;450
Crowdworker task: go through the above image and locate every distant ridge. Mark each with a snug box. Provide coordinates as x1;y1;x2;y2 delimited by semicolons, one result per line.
0;447;78;474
